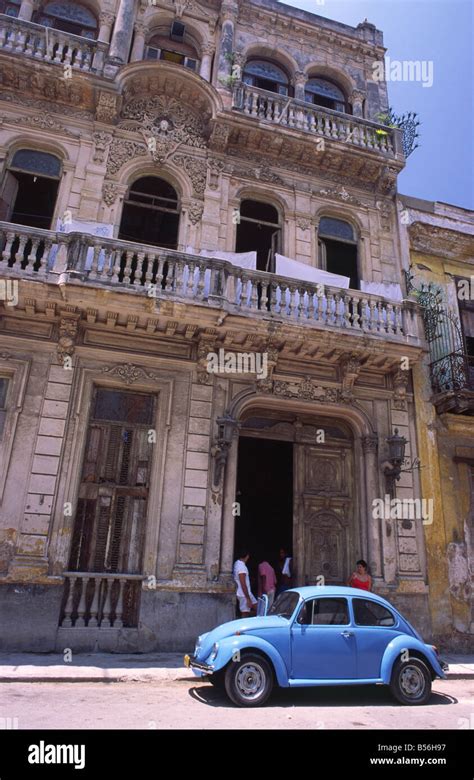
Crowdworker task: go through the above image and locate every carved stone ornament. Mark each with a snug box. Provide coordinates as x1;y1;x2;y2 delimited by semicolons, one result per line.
57;318;78;365
106;139;147;176
101;363;159;385
315;186;365;207
102;181;120;206
119;95;208;149
296;217;311;231
207;157;225;189
362;435;378;453
92;131;113;164
265;377;354;404
96;91;119;124
173;154;207;197
1;112;79;137
340;354;362;396
187;201;204;225
196;337;216;385
392;368;409;410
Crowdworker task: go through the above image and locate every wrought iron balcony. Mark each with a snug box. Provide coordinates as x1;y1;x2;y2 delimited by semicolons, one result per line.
232;83;403;158
430;350;474;414
0;14;108;75
0;221;420;343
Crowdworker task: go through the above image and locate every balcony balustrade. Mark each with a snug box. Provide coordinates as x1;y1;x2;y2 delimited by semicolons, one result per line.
0;14;108;74
232;83;402;157
0;221;419;342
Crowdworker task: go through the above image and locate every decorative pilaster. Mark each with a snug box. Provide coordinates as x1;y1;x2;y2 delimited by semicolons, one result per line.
294;70;306;101
362;434;383;579
351;89;365;118
130;21;147;62
200;43;215;82
217;0;239;87
108;0;136;64
98;11;115;43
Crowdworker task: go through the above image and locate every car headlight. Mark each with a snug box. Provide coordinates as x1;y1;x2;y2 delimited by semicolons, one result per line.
209;642;219;662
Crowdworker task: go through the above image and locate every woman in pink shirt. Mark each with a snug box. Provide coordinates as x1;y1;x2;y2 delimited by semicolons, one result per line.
258;560;277;610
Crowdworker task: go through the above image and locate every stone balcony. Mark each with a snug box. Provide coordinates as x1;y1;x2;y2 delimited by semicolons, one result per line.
232;83;403;160
0;221;421;347
0;14;109;75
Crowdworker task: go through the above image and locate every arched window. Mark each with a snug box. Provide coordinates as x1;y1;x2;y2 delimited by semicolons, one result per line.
119;176;180;249
33;1;98;39
145;30;200;72
305;78;348;113
243;59;291;96
236;199;281;272
0;149;62;229
318;217;358;289
0;0;21;17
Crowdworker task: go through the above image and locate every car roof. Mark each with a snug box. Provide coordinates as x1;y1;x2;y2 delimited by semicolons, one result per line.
288;586;397;608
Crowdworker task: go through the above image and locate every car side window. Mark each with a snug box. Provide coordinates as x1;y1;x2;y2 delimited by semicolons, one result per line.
298;598;349;625
353;598;396;627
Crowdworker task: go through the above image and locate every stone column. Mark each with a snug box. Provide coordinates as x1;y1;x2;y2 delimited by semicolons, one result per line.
362;435;383;579
351;90;365;118
108;0;136;64
199;43;215;82
217;0;238;87
98;12;115;43
130;21;146;62
294;70;306;101
18;0;38;21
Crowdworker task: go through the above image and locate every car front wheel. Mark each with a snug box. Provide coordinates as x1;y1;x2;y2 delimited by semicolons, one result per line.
224;653;273;707
390;657;432;705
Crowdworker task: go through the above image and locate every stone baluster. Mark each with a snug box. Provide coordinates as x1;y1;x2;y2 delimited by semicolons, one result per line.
351;295;360;329
385;302;393;334
122;250;134;284
368;299;377;330
43;239;53;269
88;577;101;628
326;290;335;325
144;252;155;288
133;251;145;285
75;577;88;627
155;256;165;289
334;292;343;327
114;579;126;628
164;259;174;292
342;294;351;327
174;259;185;295
100;579;114;628
360;298;368;330
89;244;101;279
62;576;77;628
186;261;195;297
395;304;403;334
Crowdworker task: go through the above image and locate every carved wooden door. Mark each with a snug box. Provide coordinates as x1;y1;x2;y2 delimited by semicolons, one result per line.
294;435;355;586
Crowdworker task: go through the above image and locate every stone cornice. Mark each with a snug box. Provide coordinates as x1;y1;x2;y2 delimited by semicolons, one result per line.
409;222;474;261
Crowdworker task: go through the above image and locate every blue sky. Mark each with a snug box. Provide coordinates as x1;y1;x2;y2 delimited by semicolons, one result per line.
281;0;474;209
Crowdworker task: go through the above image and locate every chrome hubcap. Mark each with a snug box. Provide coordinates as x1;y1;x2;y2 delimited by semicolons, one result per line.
236;663;266;700
400;665;425;698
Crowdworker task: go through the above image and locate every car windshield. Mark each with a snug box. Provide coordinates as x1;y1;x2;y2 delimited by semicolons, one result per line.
268;591;300;619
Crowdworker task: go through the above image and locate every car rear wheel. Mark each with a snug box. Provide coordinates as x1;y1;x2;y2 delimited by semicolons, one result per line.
224;653;273;707
390;657;432;705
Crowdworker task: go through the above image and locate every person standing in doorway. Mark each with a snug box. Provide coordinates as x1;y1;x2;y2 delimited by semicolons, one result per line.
347;559;373;591
258;558;277;610
276;547;293;595
233;550;258;617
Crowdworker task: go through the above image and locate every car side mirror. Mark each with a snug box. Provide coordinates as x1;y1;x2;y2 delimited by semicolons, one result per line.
257;594;268;616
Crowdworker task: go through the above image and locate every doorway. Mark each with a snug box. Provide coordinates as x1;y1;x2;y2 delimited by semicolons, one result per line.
235;199;281;272
234;436;293;590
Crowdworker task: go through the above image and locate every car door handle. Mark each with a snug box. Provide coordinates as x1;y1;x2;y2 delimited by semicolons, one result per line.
341;631;354;638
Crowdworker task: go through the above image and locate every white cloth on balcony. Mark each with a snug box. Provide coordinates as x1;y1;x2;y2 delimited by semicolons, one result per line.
275;253;350;289
188;248;257;270
360;280;403;301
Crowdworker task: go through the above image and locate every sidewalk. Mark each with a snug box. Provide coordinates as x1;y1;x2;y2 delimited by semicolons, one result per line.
0;653;472;683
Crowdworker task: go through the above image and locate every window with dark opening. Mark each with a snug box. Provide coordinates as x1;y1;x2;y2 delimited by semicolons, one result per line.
145;31;199;71
457;284;474;389
305;78;349;113
33;0;98;38
118;176;180;249
242;59;291;96
0;149;61;230
235;199;281;272
318;216;359;289
0;0;21;16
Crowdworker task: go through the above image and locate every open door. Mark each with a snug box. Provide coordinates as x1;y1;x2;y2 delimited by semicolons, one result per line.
0;172;19;222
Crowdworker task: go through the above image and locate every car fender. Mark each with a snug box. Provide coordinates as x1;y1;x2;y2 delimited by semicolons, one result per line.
211;635;290;687
380;635;445;683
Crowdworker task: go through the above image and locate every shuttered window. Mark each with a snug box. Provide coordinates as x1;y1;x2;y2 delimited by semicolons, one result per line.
69;387;155;575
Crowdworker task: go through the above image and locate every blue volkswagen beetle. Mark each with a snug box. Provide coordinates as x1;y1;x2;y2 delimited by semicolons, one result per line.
184;586;447;707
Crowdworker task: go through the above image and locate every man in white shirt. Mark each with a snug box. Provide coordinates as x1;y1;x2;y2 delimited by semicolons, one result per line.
233;550;258;617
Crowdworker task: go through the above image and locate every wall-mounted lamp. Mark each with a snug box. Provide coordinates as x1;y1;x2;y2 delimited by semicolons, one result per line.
383;428;408;482
211;414;240;489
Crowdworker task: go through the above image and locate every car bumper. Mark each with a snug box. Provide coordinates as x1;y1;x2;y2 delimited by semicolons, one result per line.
184;654;214;676
440;660;449;673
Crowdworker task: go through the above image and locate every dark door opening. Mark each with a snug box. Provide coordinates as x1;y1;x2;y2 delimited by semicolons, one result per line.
119;176;180;248
320;237;359;290
235;199;281;272
9;171;59;230
234;437;293;593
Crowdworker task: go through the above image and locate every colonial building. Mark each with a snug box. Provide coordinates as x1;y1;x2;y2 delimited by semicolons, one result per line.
400;195;474;651
0;0;439;653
